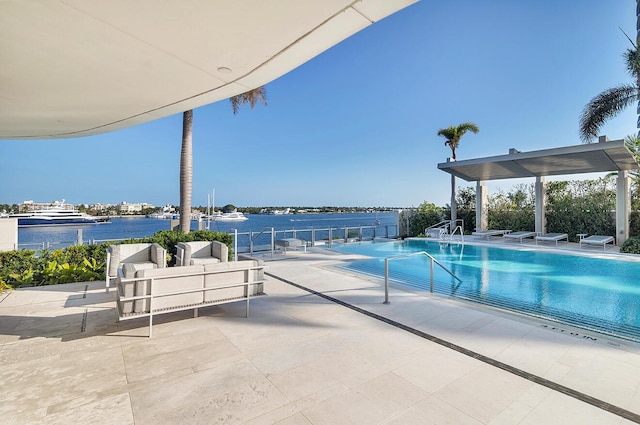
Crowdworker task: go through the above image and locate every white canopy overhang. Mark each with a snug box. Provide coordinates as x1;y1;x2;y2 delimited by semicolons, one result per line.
437;140;638;182
437;139;639;245
0;0;416;140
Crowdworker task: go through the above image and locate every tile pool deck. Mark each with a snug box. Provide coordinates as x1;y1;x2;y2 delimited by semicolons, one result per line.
1;243;640;424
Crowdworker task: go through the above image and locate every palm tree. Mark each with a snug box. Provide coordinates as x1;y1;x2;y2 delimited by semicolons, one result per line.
579;46;640;142
179;86;267;234
437;122;479;229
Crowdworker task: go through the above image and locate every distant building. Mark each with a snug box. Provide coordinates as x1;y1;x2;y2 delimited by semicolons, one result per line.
117;201;155;214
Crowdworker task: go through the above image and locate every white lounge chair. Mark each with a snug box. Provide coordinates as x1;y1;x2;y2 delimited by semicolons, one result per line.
579;235;615;251
503;231;537;243
535;233;568;246
471;229;511;239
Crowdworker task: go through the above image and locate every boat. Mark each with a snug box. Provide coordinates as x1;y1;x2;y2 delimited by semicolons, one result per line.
205;189;249;225
210;211;248;222
9;200;110;227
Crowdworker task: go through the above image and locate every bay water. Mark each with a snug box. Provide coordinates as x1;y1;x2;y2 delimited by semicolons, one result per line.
18;212;399;250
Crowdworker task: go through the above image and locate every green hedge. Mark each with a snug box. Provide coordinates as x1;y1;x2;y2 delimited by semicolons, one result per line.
621;237;640;254
0;230;231;290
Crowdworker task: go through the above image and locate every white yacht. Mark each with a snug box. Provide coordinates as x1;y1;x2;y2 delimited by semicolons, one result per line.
9;200;110;227
210;211;248;222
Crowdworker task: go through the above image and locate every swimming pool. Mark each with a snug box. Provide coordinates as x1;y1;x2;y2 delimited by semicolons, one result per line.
331;239;640;342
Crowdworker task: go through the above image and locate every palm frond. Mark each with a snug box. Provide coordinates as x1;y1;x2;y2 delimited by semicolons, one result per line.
625;48;640;80
437;127;457;140
457;122;480;134
230;86;267;115
578;84;639;143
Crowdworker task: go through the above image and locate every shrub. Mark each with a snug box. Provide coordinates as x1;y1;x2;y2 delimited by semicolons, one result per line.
0;277;10;291
0;250;39;289
621;237;640;254
0;229;231;290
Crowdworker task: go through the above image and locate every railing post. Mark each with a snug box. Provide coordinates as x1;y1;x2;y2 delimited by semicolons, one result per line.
328;228;332;247
311;228;315;247
234;229;238;261
249;231;253;255
384;258;390;304
271;227;274;257
385;225;389;238
344;227;348;243
77;228;83;246
430;258;434;293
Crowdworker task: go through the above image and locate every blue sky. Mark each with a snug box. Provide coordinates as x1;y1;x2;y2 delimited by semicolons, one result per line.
1;0;637;208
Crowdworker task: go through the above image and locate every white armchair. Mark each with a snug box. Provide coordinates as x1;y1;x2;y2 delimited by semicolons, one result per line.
176;240;229;266
105;243;166;292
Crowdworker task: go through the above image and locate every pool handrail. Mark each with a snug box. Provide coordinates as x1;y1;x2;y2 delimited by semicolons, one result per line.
383;251;461;304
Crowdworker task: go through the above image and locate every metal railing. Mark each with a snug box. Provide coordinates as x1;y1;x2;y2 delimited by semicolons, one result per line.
425;219;464;241
383;251;461;304
232;224;398;255
425;220;450;239
450;224;464;242
16;224;399;254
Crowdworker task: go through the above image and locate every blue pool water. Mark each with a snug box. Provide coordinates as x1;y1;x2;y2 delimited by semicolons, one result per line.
331;239;640;341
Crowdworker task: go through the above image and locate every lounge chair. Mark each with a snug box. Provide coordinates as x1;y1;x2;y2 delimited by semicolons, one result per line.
535;233;568;246
471;229;511;239
503;231;537;243
579;235;615;251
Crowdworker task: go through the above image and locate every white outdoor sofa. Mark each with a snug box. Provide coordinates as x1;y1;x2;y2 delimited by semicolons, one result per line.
579;235;615;251
106;243;166;292
116;259;264;337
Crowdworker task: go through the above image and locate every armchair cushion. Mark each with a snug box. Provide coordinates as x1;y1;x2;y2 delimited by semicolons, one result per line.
122;261;157;278
108;243;166;277
176;241;228;266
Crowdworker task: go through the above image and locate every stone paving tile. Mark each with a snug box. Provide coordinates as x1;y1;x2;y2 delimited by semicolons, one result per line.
43;392;134;425
381;395;483;424
433;363;534;423
2;249;640;424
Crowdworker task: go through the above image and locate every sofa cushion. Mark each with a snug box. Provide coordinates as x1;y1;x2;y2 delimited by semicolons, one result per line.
203;261;262;302
136;265;204;311
190;257;221;265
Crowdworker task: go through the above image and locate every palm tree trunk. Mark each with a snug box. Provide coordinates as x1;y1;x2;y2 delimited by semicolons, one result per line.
179;110;193;234
450;174;457;231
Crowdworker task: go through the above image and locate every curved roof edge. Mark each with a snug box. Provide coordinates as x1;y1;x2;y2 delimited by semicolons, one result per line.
1;0;417;140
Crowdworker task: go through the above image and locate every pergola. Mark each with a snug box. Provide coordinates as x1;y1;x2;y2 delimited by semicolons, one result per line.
437;137;639;245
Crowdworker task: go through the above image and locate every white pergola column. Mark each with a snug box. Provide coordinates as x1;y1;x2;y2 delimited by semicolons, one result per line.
476;181;488;231
534;176;546;235
616;170;630;245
